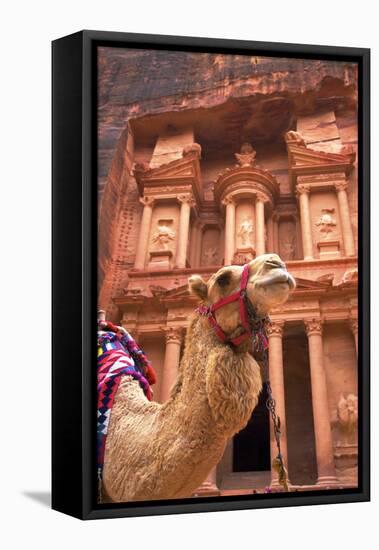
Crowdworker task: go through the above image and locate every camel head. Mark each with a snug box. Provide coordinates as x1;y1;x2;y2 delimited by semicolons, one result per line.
189;254;296;338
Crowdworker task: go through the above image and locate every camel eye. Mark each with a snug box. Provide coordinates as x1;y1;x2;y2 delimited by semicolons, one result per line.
216;271;231;287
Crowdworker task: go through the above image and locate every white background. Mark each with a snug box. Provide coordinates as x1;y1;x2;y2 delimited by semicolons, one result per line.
1;1;377;548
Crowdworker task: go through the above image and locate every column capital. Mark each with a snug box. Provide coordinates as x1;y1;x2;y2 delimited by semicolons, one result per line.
255;192;267;203
304;318;323;336
139;195;155;207
266;320;284;337
296;183;311;196
177;193;195;207
222;195;235;206
335;181;348;193
296;183;311;197
164;326;184;344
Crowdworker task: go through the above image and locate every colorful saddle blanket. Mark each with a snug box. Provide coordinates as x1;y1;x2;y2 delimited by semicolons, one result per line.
97;323;156;498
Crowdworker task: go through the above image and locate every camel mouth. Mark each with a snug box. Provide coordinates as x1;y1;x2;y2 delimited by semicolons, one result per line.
255;269;296;290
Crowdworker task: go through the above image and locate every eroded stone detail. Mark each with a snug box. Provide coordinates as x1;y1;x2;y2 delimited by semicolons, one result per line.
152;221;176;250
235;142;257;167
315;208;337;240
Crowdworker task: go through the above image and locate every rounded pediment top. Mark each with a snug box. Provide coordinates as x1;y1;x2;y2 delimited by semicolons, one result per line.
214;164;279;204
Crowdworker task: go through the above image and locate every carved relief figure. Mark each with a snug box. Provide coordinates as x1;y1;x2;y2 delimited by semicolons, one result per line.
337;394;358;436
279;220;296;261
315;208;337;239
237;217;254;246
152;220;175;250
235;142;257;167
203;246;219;266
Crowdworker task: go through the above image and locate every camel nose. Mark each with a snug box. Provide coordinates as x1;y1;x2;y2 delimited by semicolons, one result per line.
265;258;286;270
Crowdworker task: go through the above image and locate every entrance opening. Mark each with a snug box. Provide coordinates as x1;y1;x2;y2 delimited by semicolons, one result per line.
233;383;270;472
283;325;318;485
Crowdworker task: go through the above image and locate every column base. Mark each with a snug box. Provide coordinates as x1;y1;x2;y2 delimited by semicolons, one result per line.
316;475;339;487
192;481;220;497
270;479;291;491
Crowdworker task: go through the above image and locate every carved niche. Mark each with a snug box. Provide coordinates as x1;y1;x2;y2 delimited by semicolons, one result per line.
278;218;297;261
237;217;254;247
149;218;176;270
200;227;221;267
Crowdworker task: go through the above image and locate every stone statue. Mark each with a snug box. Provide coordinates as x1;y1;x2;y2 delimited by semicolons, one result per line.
152;223;175;250
237;217;254;246
203;246;218;266
337;393;358;442
235;143;257;167
316;208;337;239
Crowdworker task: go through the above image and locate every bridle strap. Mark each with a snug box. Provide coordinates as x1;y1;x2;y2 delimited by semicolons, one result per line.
196;264;255;347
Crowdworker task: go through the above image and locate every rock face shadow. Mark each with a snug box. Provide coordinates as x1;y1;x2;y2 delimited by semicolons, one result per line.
22;491;51;507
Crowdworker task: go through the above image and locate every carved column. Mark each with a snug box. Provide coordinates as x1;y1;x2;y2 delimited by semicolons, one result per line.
161;327;184;402
266;215;274;253
222;196;236;265
134;196;154;270
305;319;337;485
349;317;358;353
194;222;203;267
255;193;266;256
176;194;194;269
193;467;220;496
297;184;314;260
295;216;302;259
335;181;356;257
267;321;289;486
273;214;279;254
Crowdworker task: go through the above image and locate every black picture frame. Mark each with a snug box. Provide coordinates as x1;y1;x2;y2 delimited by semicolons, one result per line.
52;30;370;520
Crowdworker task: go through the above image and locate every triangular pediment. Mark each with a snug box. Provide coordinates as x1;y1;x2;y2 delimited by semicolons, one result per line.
288;144;354;171
164;284;191;299
138;155;200;182
294;276;332;290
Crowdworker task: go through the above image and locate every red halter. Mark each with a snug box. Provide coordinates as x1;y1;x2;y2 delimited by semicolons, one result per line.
196;264;256;347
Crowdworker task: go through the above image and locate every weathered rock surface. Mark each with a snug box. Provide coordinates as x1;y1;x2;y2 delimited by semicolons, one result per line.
97;48;357;316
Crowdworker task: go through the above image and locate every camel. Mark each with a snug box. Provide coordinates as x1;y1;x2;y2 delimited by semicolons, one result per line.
102;253;295;502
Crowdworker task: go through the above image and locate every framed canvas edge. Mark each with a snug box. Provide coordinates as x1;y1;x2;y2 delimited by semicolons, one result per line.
52;30;370;521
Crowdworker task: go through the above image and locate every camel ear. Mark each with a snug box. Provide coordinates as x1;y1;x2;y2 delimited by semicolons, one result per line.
188;275;208;301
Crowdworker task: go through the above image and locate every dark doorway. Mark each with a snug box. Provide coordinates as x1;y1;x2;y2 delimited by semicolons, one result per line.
283;326;318;485
233;383;270;472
